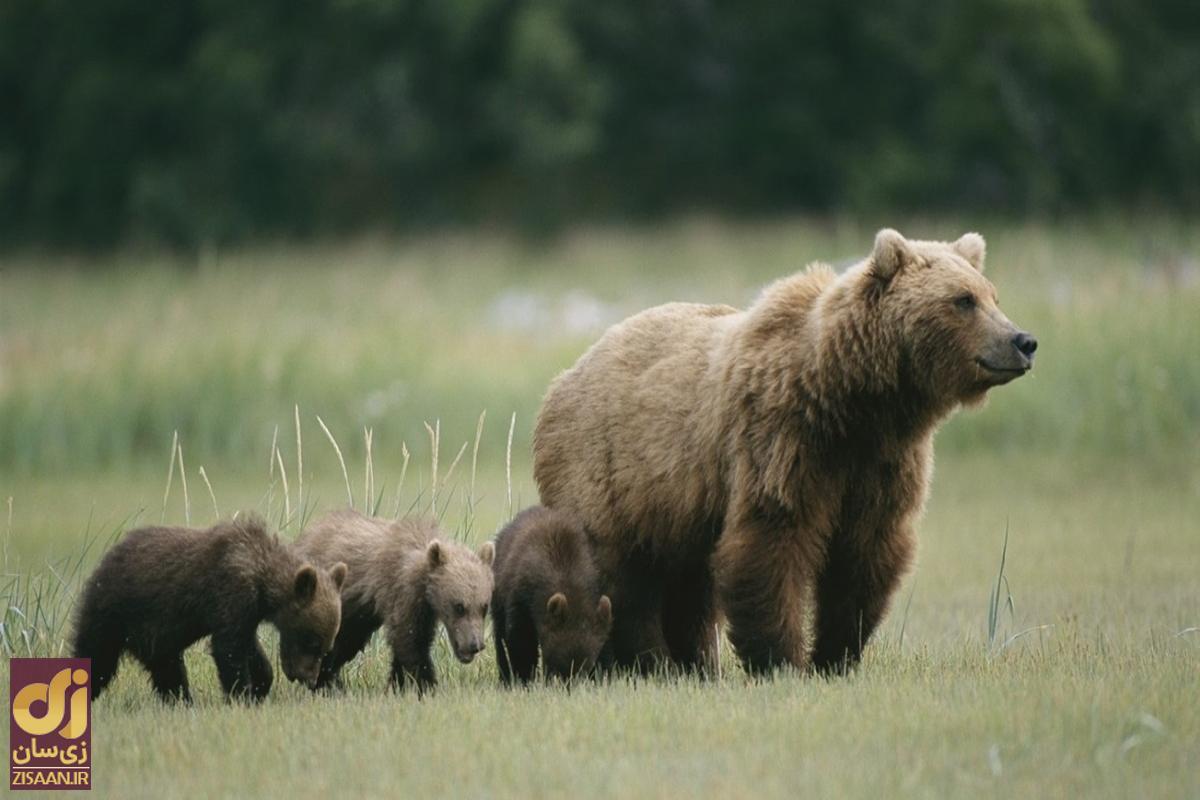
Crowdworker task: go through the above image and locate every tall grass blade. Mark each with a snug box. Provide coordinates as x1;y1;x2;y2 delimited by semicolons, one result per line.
987;521;1011;649
176;440;190;526
506;412;516;520
294;404;303;514
161;430;178;523
198;467;220;520
424;420;440;516
392;442;410;519
317;415;354;508
275;446;291;526
364;427;375;515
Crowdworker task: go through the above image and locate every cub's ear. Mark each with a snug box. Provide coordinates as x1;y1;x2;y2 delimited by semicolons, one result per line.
426;540;445;569
478;541;495;569
871;228;911;282
546;592;568;618
597;595;612;627
329;562;348;591
953;232;986;272
293;565;319;604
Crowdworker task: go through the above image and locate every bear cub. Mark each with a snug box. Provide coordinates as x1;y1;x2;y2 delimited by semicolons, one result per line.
297;509;494;693
73;513;346;702
492;506;612;684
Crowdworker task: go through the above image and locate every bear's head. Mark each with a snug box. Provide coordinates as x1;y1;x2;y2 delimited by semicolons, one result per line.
425;539;495;664
539;592;613;681
867;228;1036;408
276;561;347;688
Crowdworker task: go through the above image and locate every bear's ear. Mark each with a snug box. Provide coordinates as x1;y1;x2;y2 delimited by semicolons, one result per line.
953;232;986;272
871;228;912;282
426;540;445;569
546;592;568;619
597;595;612;627
478;541;495;569
329;562;348;591
293;565;319;604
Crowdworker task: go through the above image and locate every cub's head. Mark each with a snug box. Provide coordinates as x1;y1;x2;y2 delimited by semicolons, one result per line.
425;539;495;664
276;561;347;688
868;228;1036;407
539;593;613;681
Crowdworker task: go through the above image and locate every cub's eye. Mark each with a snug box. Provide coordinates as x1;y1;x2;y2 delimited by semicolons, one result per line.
453;602;467;617
954;294;976;311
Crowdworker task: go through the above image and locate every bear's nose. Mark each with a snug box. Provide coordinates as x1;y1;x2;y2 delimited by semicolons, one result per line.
1012;332;1038;358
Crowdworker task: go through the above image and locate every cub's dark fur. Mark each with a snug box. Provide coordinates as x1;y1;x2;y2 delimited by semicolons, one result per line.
72;514;346;702
492;506;612;684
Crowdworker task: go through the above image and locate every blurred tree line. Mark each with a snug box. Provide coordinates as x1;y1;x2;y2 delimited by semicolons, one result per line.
1;0;1197;247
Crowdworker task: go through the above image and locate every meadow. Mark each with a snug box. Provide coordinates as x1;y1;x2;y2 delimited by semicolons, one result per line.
1;217;1198;798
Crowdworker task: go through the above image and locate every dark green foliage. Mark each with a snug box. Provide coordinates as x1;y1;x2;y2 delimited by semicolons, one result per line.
1;0;1197;246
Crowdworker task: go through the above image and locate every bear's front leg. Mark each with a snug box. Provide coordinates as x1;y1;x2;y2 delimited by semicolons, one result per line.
714;507;820;674
386;614;437;695
662;558;720;675
495;602;538;686
211;628;261;701
246;639;274;701
600;555;670;674
809;528;914;675
147;653;191;703
389;653;436;695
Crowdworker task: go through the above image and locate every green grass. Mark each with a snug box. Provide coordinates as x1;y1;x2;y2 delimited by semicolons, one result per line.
2;217;1198;473
1;217;1198;798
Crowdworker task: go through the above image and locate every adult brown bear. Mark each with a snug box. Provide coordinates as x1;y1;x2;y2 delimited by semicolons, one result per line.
533;229;1036;674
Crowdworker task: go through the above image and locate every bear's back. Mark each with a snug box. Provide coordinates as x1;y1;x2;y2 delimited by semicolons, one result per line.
494;507;595;598
298;510;437;604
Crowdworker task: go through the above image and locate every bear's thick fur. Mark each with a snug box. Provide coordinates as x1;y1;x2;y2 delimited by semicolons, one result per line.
534;229;1036;674
73;514;347;701
491;506;612;684
297;510;494;693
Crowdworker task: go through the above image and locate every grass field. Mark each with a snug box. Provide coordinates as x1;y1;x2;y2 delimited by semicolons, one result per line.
1;217;1198;798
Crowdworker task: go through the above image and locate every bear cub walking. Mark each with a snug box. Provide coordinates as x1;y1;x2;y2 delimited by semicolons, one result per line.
297;510;494;693
73;514;347;702
492;506;612;684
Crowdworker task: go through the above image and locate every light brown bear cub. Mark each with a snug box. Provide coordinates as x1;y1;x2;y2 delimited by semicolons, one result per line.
492;506;612;684
73;513;347;702
297;509;494;693
535;229;1036;676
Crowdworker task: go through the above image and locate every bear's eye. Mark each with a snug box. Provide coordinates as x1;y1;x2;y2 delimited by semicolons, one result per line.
453;602;467;617
954;294;976;311
481;603;489;617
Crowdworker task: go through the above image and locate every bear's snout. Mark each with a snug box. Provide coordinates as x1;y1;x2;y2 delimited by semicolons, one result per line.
456;636;485;663
1012;331;1038;360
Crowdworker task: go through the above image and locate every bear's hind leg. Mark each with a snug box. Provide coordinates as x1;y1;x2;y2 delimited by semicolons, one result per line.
73;621;123;700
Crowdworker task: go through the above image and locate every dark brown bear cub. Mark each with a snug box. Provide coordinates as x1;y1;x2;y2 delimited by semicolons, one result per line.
72;514;347;702
492;506;612;684
297;509;495;694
